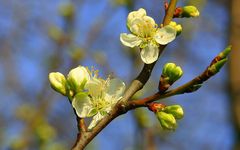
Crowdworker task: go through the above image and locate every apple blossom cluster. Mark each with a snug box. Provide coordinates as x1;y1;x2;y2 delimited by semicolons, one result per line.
49;66;125;129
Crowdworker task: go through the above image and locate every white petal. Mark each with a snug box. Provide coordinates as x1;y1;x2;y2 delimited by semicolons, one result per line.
67;66;90;92
140;44;159;64
72;93;93;118
88;113;105;130
120;33;142;48
154;25;176;45
129;18;144;35
142;16;156;28
85;77;103;97
127;8;146;28
128;8;146;21
106;78;125;98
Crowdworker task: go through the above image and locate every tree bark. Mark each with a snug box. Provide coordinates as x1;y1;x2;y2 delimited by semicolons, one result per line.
229;0;240;149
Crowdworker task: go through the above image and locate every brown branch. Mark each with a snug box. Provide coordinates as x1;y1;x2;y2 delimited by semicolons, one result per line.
72;1;178;149
127;47;230;109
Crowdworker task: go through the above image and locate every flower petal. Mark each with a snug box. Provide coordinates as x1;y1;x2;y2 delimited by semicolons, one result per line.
72;93;93;118
106;78;125;99
85;77;103;97
67;66;90;92
142;16;156;28
120;33;142;48
140;43;159;64
127;8;146;28
88;113;105;130
154;25;176;45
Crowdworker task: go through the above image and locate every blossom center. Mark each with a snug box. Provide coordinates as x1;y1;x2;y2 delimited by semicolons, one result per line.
135;20;156;38
92;96;110;111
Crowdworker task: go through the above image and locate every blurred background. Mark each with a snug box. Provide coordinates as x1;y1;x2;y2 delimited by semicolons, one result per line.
0;0;239;149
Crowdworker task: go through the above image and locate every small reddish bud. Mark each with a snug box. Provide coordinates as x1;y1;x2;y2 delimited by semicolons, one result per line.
164;1;169;11
173;7;183;18
148;103;166;113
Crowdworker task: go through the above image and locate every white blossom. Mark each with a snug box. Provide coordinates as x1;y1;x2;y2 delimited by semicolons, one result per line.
72;72;125;129
120;8;176;64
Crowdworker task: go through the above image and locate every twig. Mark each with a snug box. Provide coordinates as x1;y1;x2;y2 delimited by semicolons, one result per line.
127;47;229;109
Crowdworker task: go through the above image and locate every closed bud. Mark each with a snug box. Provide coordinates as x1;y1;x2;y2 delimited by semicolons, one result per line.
156;112;177;130
218;45;231;59
48;26;64;42
182;6;200;18
59;3;75;19
162;63;183;83
169;21;182;36
67;66;90;93
208;58;227;74
49;72;67;95
164;105;184;120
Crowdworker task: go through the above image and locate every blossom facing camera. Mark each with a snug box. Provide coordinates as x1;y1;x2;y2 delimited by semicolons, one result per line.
72;76;125;129
49;72;67;95
67;66;90;93
120;8;177;64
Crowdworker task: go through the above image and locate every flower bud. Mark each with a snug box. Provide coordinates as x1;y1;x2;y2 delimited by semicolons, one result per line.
169;21;182;36
48;26;64;43
156;112;177;130
182;6;200;18
162;63;183;83
218;45;231;59
208;58;227;74
59;3;75;19
67;66;90;93
36;123;56;142
49;72;67;95
163;105;184;120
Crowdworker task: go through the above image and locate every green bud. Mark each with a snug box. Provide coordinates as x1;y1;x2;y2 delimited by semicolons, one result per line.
169;21;182;36
49;72;67;95
208;58;227;74
156;112;177;130
48;26;64;42
67;66;90;93
182;6;200;18
36;123;56;142
162;63;183;83
218;45;231;59
59;3;75;19
163;105;184;120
